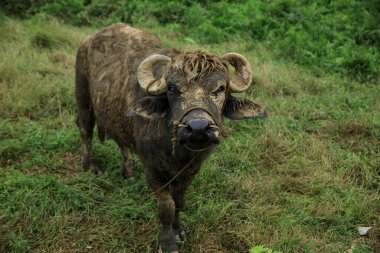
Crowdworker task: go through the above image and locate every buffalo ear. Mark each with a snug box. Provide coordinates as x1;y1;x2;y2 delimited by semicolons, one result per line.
137;54;171;95
126;95;169;119
223;95;267;120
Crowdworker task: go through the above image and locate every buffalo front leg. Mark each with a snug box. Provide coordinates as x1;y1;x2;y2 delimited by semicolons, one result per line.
171;182;188;243
117;144;135;180
156;190;178;253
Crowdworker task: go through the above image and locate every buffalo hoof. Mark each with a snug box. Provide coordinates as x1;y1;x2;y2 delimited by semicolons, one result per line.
92;163;102;175
158;231;178;253
174;230;187;243
84;161;103;175
157;245;179;253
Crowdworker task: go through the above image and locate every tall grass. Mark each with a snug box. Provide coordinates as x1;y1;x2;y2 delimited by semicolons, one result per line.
0;15;379;252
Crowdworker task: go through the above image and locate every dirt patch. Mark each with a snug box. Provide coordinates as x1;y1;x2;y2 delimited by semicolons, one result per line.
33;216;130;253
279;176;321;196
350;227;380;253
339;136;379;156
26;165;48;175
317;122;380;189
322;122;380;155
0;158;16;168
220;232;250;252
54;152;83;176
257;134;297;170
51;51;75;69
338;123;375;137
24;152;82;177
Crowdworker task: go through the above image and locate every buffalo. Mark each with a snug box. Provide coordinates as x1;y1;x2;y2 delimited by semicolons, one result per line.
75;23;266;252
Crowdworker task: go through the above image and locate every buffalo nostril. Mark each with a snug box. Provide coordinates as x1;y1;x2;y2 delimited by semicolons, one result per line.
187;119;210;132
184;126;192;134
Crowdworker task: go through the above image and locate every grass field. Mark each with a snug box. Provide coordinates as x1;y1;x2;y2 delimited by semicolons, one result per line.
0;15;379;253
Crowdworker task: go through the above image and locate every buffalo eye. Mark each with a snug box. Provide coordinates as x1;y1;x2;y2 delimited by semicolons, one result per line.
168;83;178;93
213;85;225;96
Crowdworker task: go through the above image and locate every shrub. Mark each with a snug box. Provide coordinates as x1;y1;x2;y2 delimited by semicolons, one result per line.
1;0;379;82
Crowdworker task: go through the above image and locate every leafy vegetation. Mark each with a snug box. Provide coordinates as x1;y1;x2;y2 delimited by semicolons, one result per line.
0;2;379;253
1;0;379;82
250;245;282;253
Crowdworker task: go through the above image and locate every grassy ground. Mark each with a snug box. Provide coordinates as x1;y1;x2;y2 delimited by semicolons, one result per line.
0;15;379;253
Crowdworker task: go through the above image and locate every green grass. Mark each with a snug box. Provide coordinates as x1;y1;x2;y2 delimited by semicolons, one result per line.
0;16;379;253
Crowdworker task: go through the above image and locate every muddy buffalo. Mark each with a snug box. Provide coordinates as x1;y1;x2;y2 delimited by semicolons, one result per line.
75;23;266;252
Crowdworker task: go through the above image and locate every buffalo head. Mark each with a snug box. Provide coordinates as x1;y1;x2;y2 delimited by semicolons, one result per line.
131;51;267;152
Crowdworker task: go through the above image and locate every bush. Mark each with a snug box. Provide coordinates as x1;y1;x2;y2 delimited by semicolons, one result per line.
1;0;379;82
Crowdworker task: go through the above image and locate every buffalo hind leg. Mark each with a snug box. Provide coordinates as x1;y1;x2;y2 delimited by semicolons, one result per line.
76;111;101;174
75;50;101;174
